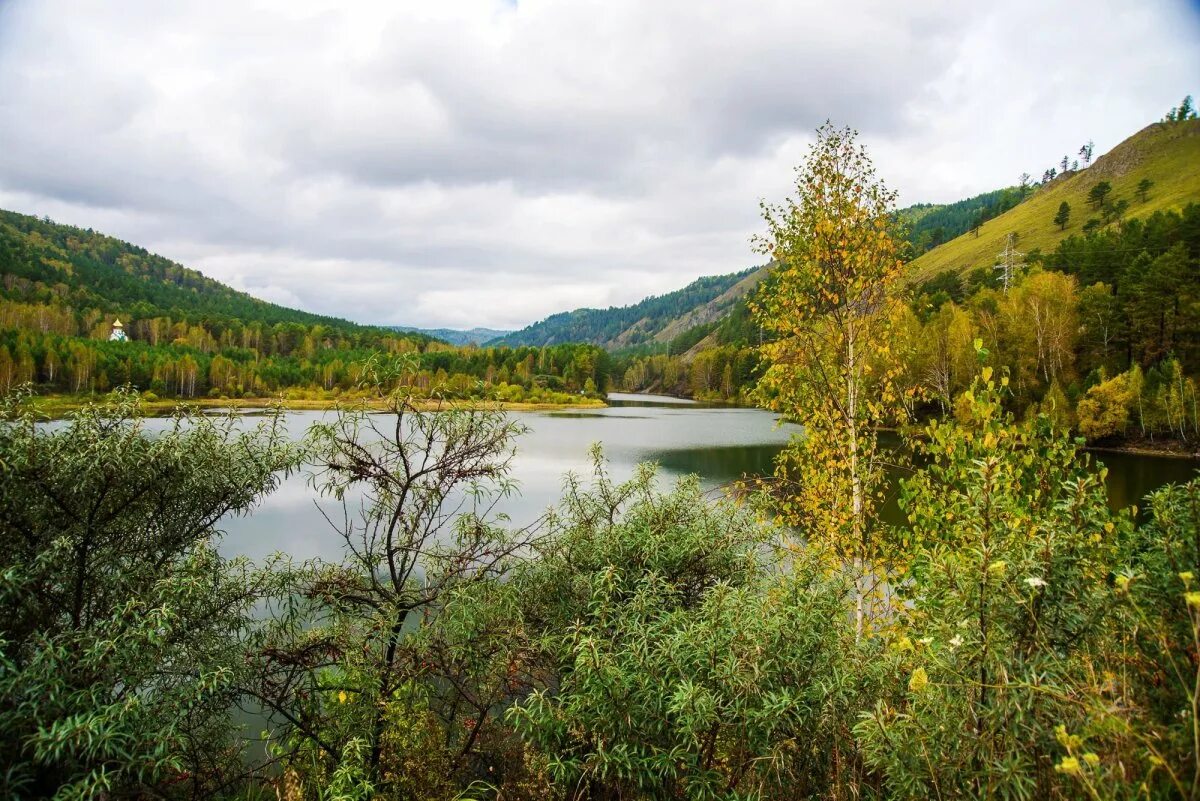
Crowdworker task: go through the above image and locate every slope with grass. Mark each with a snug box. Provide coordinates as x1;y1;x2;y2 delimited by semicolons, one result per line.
908;119;1200;282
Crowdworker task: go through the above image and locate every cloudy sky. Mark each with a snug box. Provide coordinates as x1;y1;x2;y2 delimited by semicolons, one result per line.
0;1;1197;330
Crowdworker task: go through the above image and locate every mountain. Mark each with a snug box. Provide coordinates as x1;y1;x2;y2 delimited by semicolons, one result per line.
908;119;1200;283
0;208;428;342
0;210;338;327
488;267;765;349
390;326;512;346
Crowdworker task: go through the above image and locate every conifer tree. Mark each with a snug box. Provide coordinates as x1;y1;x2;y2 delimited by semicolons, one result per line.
1054;200;1071;230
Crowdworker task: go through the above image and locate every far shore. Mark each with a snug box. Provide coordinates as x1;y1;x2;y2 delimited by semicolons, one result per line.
26;394;608;419
21;394;1200;462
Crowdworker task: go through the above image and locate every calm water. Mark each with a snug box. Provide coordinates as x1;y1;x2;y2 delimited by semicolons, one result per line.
208;393;1197;560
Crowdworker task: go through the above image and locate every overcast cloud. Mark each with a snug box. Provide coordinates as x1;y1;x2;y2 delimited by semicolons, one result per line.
0;1;1197;329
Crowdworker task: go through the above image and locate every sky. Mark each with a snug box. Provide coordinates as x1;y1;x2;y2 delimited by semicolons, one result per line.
0;1;1197;330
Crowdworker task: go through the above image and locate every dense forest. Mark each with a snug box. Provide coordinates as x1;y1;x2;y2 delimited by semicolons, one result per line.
0;210;614;404
5;115;1200;800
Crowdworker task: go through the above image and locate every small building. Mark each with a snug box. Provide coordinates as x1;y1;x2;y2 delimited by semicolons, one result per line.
109;318;128;342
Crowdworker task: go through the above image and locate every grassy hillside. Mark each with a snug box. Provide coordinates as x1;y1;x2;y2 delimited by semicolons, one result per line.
489;267;763;349
909;119;1200;282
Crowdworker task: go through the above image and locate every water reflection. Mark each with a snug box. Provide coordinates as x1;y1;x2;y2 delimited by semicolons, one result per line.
195;395;1199;559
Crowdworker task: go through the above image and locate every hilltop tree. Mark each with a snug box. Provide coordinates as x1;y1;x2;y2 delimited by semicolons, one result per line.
1019;172;1032;197
1137;177;1155;202
752;122;905;636
1079;140;1094;166
1060;155;1070;174
1054;201;1071;230
1088;180;1112;210
1043;167;1057;183
1165;94;1196;122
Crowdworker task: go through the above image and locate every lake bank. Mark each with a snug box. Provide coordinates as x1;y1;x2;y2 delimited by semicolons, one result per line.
26;393;608;419
622;392;1200;460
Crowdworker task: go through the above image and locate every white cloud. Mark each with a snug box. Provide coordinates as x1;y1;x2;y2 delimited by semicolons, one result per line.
0;0;1196;328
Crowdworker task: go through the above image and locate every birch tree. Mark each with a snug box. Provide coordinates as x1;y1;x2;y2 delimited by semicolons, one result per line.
751;123;906;636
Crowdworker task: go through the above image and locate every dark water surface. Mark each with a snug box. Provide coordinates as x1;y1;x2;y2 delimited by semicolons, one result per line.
212;394;1197;560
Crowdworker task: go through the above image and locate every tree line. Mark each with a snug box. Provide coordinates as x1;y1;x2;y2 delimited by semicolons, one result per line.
0;310;613;403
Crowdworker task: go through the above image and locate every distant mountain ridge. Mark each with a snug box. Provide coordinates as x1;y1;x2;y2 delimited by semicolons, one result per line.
489;267;766;349
390;326;512;346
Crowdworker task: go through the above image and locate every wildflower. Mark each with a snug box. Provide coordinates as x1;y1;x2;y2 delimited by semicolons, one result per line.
1055;757;1082;776
987;560;1007;576
1055;725;1083;750
949;635;963;649
1024;576;1047;589
338;691;347;704
1083;753;1100;767
908;667;929;693
1115;575;1131;593
1186;592;1200;608
1180;571;1195;584
895;636;914;652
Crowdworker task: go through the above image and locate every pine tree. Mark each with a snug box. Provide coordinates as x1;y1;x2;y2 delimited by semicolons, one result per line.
1137;177;1154;202
1054;201;1071;231
1088;181;1112;210
1079;140;1094;166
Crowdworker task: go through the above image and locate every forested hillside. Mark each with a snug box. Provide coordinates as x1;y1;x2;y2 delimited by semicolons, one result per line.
489;267;763;348
0;210;612;403
900;186;1025;255
0;210;382;330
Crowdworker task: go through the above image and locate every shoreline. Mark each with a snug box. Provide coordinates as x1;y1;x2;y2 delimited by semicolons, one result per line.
1083;442;1200;460
25;394;609;419
23;393;1200;462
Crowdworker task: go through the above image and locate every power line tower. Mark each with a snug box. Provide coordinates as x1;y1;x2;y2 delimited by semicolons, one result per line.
994;232;1025;290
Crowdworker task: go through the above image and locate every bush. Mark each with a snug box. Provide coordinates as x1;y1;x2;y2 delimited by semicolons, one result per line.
858;370;1131;799
0;388;302;798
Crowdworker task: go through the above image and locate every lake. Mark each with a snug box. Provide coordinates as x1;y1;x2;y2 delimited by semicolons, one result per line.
218;393;1198;561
